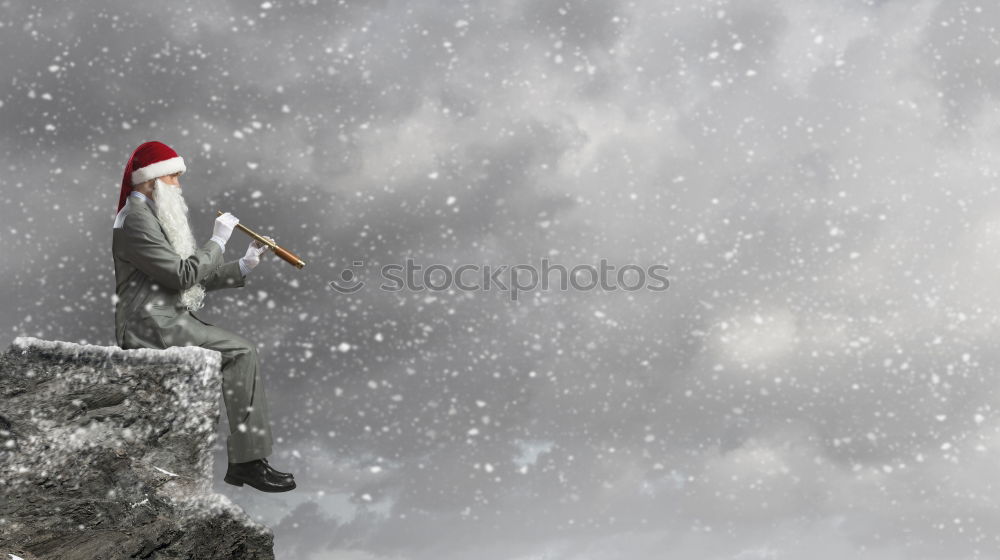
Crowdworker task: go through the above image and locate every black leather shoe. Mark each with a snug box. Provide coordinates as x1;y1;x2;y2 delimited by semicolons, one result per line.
225;459;296;492
261;457;294;481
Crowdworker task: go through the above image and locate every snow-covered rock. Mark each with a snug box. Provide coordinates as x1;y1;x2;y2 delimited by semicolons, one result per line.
0;337;274;559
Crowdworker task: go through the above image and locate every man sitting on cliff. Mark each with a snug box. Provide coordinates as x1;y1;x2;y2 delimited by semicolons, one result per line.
112;140;295;493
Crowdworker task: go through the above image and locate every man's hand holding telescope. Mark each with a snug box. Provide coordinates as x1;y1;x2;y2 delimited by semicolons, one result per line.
214;210;306;271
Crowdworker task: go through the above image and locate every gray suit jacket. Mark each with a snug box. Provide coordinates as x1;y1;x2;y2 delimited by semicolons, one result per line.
112;194;245;348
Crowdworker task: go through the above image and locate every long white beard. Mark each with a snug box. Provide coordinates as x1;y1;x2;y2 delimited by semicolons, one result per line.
152;178;206;311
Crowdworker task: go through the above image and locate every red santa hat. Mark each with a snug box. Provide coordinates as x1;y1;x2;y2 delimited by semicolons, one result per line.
117;141;186;213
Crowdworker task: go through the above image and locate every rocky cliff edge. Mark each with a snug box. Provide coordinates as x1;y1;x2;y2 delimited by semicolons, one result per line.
0;337;274;559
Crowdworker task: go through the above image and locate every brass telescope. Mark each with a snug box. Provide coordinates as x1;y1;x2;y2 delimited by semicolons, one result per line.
216;210;306;269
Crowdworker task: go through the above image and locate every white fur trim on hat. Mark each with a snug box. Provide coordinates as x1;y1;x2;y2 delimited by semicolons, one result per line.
131;156;186;185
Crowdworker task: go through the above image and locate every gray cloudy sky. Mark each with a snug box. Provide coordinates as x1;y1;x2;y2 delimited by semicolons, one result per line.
5;0;1000;558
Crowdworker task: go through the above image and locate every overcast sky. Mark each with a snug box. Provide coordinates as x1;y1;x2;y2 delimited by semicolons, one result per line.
5;0;1000;558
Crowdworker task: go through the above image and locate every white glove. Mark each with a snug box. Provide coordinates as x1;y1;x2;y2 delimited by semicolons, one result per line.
239;236;274;276
211;213;239;248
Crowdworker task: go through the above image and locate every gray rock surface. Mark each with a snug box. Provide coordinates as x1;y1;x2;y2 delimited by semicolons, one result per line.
0;337;274;559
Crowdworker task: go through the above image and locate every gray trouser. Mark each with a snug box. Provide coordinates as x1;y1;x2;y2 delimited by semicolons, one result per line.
187;319;275;464
125;311;274;463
